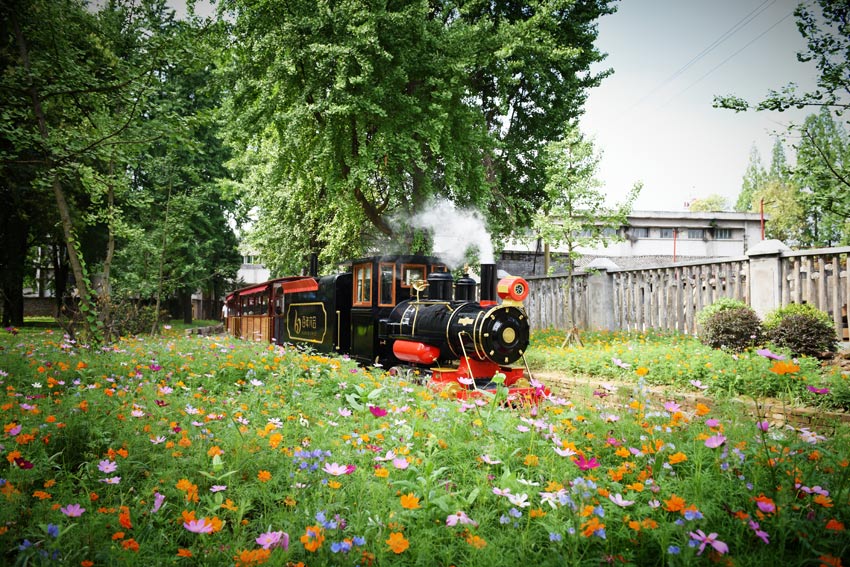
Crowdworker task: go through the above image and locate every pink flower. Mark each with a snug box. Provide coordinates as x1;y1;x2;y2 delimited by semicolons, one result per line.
97;459;118;474
688;529;728;555
704;434;726;449
446;511;478;527
323;462;355;476
748;520;770;544
756;420;770;432
553;446;577;457
60;503;86;517
807;385;830;395
391;458;409;470
756;348;784;360
6;423;21;436
184;518;213;533
664;401;681;413
480;454;502;465
573;454;600;471
609;493;635;507
368;405;387;417
256;530;289;550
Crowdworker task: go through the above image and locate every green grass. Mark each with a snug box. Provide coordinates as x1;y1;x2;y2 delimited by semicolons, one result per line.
0;327;847;566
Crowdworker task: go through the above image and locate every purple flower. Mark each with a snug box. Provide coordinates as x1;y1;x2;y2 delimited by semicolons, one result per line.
689;380;708;390
664;401;681;413
807;385;830;395
704;434;726;449
97;459;118;474
705;418;720;428
46;524;59;538
151;492;166;514
256;530;289;550
688;529;729;555
757;420;770;432
60;503;86;517
748;520;770;544
756;348;785;360
210;485;227;493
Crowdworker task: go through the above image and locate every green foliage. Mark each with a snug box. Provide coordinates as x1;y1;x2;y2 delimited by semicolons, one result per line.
687;194;729;212
763;303;838;357
108;300;170;337
220;0;617;270
696;297;749;328
698;307;764;353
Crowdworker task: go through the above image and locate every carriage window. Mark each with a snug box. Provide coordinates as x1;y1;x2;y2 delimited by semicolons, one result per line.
430;264;447;273
402;264;426;288
379;263;395;306
354;263;372;306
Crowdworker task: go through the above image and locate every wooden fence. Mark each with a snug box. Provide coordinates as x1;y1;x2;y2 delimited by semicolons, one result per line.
525;243;850;340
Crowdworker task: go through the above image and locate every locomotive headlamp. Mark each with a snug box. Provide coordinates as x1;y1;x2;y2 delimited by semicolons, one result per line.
497;276;530;306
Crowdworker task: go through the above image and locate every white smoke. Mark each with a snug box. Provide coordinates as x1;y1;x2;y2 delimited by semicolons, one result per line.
408;198;495;268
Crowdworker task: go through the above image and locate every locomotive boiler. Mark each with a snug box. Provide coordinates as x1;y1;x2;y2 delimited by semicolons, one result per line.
224;255;544;400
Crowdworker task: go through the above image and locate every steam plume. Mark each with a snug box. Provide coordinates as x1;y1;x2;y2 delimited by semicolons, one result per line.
408;198;495;268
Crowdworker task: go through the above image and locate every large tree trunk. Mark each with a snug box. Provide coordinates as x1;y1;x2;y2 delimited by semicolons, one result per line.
0;211;28;327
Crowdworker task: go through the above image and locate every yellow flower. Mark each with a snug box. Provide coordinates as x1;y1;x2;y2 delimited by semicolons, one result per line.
375;467;389;478
524;454;539;467
466;534;487;549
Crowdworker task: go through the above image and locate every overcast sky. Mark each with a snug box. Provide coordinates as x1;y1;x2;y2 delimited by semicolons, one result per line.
582;0;820;211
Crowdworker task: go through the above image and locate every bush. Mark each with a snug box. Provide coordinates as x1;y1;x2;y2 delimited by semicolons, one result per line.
109;300;169;336
763;303;837;357
696;297;749;328
699;306;763;352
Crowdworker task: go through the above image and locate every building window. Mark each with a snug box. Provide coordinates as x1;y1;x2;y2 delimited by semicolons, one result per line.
628;227;649;238
379;263;395;306
243;255;260;265
687;229;704;239
660;228;675;239
715;228;733;240
353;263;372;306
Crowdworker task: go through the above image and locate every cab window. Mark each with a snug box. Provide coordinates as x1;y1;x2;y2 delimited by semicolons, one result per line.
401;264;426;288
354;263;372;306
379;263;395;306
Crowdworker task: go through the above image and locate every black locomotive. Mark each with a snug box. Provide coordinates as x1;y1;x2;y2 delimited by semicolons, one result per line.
224;255;545;401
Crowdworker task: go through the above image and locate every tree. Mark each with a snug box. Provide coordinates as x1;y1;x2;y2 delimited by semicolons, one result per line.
688;194;729;212
219;0;616;272
735;145;767;212
533;124;641;345
794;110;850;245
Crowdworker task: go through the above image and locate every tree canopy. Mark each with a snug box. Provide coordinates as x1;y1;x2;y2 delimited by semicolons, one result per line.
219;0;617;274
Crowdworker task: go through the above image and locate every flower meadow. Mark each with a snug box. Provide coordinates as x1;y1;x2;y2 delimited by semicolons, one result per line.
1;326;848;566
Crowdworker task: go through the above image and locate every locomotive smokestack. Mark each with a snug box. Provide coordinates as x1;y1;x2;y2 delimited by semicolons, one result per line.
480;264;497;305
308;253;319;277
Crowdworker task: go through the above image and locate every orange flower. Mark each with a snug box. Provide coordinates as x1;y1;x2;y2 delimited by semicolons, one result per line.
233;548;271;566
664;494;686;513
207;446;224;457
386;531;409;554
221;498;239;511
668;452;688;465
33;490;52;500
635;367;649;376
81;561;94;567
770;360;800;375
257;470;272;482
119;507;132;529
466;534;487;549
581;516;605;537
819;555;843;567
400;493;420;510
121;538;139;552
375;467;389;478
814;494;833;508
524;454;539;467
300;525;324;552
76;361;87;370
695;403;711;416
530;508;546;518
112;532;125;540
177;548;193;557
825;519;845;531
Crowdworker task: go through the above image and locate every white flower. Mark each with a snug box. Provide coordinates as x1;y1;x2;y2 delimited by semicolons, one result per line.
507;493;530;507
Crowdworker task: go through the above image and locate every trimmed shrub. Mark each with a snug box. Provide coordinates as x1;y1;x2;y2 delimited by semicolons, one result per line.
699;306;763;352
696;297;750;328
763;303;837;357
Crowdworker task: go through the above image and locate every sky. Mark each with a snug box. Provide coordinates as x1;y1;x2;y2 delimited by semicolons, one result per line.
581;0;821;212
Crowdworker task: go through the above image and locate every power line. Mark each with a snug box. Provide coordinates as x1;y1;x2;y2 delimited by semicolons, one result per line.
623;0;777;115
661;9;795;107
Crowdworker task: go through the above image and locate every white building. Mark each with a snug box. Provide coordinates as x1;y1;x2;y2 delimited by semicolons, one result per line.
501;210;766;276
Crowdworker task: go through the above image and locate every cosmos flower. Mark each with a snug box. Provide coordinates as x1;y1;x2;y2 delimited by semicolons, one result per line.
480;454;502;464
183;518;213;534
688;530;728;555
756;348;784;360
609;493;635;507
704;434;726;449
368;405;387;418
446;511;478;527
256;530;289;550
60;503;86;517
323;462;355;476
97;459;118;474
573;454;600;470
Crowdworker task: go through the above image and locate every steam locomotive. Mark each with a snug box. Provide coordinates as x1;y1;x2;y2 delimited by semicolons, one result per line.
224;255;545;401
